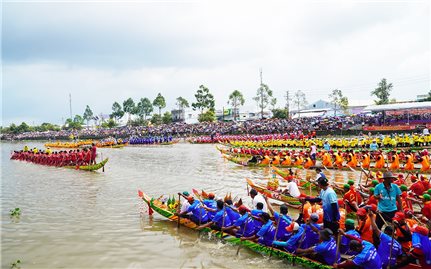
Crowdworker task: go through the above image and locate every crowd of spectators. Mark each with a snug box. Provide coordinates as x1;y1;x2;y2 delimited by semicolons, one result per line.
1;114;429;141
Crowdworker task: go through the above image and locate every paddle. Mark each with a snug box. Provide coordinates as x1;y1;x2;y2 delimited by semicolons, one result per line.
269;218;280;257
335;232;341;265
236;214;249;256
376;211;389;227
218;205;226;242
177;194;181;229
387;221;395;269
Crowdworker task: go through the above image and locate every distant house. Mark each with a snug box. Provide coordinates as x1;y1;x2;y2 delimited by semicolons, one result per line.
306;99;332;110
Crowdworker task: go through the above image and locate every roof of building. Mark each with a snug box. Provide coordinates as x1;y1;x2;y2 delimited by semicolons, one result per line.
364;101;431;112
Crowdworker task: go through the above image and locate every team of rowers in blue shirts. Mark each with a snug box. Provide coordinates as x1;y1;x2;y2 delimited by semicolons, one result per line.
128;136;173;145
175;176;431;269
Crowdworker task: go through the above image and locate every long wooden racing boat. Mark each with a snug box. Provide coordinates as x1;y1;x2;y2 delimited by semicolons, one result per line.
138;190;333;269
224;154;430;175
63;158;109;171
246;178;302;208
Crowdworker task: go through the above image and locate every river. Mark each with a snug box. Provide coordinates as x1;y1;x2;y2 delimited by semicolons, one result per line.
1;141;359;269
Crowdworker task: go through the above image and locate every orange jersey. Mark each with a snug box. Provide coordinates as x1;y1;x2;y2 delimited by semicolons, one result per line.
375;154;385;169
390;154;400;170
358;216;374;244
362;154;370;169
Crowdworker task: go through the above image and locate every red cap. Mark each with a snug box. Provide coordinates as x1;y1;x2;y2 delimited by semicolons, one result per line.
337;199;344;207
411;175;417;181
238;205;250;213
398;174;404;178
393;212;405;221
208;193;215;199
357;208;367;216
414;226;429;236
187;196;194;203
369;204;377;212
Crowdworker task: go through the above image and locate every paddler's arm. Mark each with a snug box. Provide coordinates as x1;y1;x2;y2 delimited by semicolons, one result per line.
368;211;381;237
334;260;356;268
196;221;214;230
263;196;275;217
305;219;320;233
240;234;258;241
296;246;314;255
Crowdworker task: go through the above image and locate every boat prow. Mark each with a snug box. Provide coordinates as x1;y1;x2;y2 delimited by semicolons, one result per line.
64;158;109;171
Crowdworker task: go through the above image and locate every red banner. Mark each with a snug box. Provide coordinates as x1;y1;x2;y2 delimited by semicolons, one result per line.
363;125;416;131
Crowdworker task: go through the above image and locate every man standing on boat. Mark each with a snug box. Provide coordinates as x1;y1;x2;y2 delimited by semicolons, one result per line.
301;176;340;235
374;172;402;229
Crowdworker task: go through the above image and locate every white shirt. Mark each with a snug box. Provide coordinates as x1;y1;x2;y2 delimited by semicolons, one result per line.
424;128;429;135
285;181;301;198
181;201;191;215
252;194;268;212
311;145;317;154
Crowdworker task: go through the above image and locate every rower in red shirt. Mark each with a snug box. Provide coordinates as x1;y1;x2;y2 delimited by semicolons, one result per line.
409;176;425;196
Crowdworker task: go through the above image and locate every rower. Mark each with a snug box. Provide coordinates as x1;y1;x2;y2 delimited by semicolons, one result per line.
356;207;374;244
223;205;255;237
240;212;275;247
300;213;322;249
272;221;305;253
369;210;403;268
334;236;382;268
296;228;339;266
179;196;209;225
197;200;231;231
392;212;413;252
265;197;292;241
340;218;360;255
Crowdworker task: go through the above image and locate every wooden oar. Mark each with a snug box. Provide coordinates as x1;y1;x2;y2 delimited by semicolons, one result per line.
218;206;226;241
376;211;389;227
177;194;181;229
335;232;341;265
269;218;281;257
236;215;249;256
101;152;104;172
387;221;395;269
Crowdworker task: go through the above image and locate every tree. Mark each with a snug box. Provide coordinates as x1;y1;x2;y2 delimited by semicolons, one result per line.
110;102;124;123
150;114;162;125
64;117;83;130
192;85;215;114
292;90;307;119
73;115;84;124
176;97;189;110
371;78;392;105
83;105;94;127
272;108;288;119
101;118;117;128
329;89;349;116
152;93;166;116
228;90;245;121
136;98;153;120
198;110;216;122
270;97;277;110
123;98;136;124
252;83;273;119
162;111;173;124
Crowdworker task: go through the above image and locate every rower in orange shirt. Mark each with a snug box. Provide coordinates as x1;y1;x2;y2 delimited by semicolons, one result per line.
356;207;374;244
333;151;344;168
303;155;313;169
280;154;292;166
389;151;400;170
404;152;415;171
361;151;371;169
374;151;385;169
419;154;430;172
260;155;271;165
322;151;333;167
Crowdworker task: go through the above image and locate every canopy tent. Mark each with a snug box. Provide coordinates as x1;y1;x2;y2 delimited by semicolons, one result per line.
364;101;431;112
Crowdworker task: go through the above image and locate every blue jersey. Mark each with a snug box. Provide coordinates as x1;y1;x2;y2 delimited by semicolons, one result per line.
319;187;340;222
353;241;382;269
323;143;330;151
378;232;402;268
370;143;378;151
341;230;361;255
212;209;232;228
314;237;339;265
257;221;275;246
226;207;240;223
203;199;217;220
273;212;292;241
412;232;431;265
374;183;401;212
234;213;255;237
301;223;321;249
188;200;209;223
274;226;305;253
251;209;264;232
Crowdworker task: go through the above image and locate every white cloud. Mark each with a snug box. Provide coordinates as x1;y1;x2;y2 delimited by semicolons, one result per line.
2;0;430;125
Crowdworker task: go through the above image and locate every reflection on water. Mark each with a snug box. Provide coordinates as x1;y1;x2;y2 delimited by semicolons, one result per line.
1;141;360;269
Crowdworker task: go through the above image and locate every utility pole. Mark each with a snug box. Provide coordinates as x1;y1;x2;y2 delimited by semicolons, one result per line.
259;68;264;119
259;68;263;85
285;90;290;119
69;93;72;119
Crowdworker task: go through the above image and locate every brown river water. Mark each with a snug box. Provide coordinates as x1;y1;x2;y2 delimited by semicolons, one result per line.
1;141;360;269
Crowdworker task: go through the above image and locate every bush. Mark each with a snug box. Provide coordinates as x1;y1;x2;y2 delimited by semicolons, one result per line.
198;110;216;122
162;112;173;124
150;114;162;125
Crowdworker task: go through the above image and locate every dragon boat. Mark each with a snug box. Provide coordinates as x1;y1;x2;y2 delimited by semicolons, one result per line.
224;154;430;175
138;190;333;269
63;158;109;171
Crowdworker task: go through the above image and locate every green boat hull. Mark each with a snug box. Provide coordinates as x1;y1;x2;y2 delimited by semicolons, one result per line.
64;158;108;171
138;190;333;269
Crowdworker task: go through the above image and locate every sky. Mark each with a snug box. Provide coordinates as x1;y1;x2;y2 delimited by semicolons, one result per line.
2;0;430;126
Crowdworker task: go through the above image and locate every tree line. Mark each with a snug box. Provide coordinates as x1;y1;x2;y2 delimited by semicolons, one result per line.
1;78;401;134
